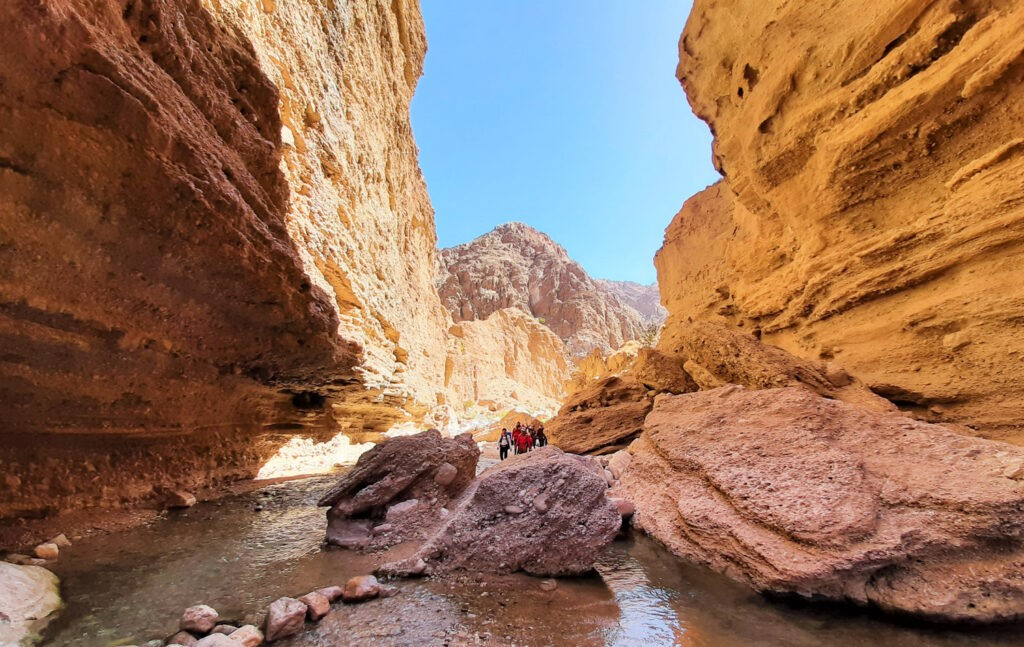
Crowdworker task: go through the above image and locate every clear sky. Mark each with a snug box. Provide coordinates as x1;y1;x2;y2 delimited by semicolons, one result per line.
411;1;719;285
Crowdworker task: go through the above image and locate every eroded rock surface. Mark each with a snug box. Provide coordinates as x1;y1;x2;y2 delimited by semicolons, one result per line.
0;563;61;646
319;430;479;548
380;447;620;577
660;0;1024;441
444;308;570;415
437;223;652;356
622;386;1024;622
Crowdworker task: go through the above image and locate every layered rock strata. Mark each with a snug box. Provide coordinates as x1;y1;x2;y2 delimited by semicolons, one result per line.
621;386;1024;622
437;223;654;356
660;0;1024;441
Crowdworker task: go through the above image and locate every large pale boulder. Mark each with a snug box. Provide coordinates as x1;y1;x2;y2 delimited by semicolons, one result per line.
621;386;1024;622
380;447;621;577
0;563;61;646
319;430;479;548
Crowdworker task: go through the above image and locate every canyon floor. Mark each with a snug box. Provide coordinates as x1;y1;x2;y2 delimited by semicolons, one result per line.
33;474;1024;647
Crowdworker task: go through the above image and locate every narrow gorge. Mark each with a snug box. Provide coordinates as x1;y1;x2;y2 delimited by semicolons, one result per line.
2;0;1024;645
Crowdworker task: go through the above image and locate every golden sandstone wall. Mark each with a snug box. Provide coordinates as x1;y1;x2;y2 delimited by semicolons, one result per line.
0;0;563;518
658;0;1024;442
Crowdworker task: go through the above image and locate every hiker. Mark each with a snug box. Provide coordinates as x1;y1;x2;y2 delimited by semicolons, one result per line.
498;427;512;461
528;426;537;451
536;425;547;447
515;428;532;455
512;424;524;455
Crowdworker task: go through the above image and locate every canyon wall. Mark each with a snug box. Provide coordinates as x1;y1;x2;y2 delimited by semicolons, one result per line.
0;0;549;518
658;0;1024;442
437;222;654;356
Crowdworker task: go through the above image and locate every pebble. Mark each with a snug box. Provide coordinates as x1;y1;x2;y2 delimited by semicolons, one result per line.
298;591;331;620
49;533;72;548
228;625;263;647
504;505;524;515
34;543;59;560
539;579;558;592
180;604;219;634
343;574;381;602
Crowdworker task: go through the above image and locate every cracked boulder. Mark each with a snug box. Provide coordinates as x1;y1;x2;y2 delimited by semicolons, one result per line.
318;429;479;548
379;446;621;577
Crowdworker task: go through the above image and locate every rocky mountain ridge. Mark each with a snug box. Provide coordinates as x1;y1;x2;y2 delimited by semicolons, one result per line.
436;222;664;356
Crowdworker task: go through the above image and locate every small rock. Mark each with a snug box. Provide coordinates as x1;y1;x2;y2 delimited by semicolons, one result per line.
539;579;558;592
372;523;393;535
264;597;307;641
317;585;344;602
167;632;199;647
533;494;549;513
211;624;237;635
195;635;235;647
253;504;264;512
167;490;198;508
34;543;59;560
298;591;330;620
229;625;264;647
180;604;219;634
504;505;524;515
434;462;459;486
342;574;380;602
48;533;72;549
385;499;419;521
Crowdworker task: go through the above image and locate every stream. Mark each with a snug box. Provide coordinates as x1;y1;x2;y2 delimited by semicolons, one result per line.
41;475;1024;646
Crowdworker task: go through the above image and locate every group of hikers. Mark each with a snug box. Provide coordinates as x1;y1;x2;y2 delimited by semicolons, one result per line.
497;421;547;460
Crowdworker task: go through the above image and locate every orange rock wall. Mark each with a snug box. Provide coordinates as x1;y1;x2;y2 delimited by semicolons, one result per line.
658;0;1024;441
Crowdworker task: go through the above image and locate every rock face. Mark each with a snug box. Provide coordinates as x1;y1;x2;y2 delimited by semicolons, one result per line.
444;308;570;415
547;376;654;456
0;0;446;517
622;386;1024;622
660;0;1024;442
380;447;621;577
594;280;667;327
437;223;652;356
0;563;61;646
319;429;479;548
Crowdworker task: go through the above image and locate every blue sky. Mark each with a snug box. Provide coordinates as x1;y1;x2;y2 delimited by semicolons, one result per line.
411;1;719;284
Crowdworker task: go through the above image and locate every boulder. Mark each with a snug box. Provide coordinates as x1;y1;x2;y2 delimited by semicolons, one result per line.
264;597;307;642
319;430;479;548
342;575;381;603
0;563;61;647
180;604;219;634
380;447;620;577
228;625;264;647
547;376;652;455
33;543;59;560
298;591;330;620
622;386;1024;622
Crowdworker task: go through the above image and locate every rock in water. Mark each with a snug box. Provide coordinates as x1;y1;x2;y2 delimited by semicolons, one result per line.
264;597;307;642
298;591;330;620
319;430;479;548
380;447;621;577
180;604;219;634
0;563;61;646
622;386;1024;622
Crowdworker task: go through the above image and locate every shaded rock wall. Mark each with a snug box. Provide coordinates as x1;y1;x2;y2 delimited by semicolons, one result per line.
659;0;1024;441
0;0;450;518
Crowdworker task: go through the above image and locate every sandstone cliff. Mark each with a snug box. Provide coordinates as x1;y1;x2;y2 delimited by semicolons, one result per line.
658;0;1024;442
437;222;653;356
444;308;570;416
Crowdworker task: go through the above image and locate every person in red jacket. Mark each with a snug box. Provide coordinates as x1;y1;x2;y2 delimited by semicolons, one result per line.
515;430;532;455
512;423;524;455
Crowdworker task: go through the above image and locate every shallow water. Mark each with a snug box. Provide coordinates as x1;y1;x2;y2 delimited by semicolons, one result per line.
42;476;1024;646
